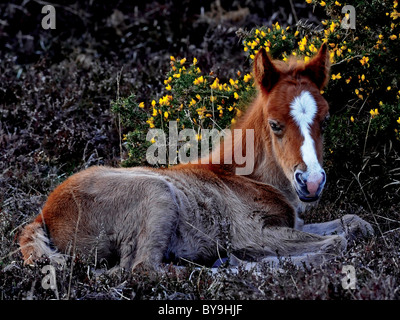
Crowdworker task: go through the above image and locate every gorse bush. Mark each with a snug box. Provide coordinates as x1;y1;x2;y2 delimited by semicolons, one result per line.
112;57;256;166
112;0;399;206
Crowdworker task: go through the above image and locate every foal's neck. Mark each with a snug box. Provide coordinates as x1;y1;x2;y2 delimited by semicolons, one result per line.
236;95;297;203
207;94;297;205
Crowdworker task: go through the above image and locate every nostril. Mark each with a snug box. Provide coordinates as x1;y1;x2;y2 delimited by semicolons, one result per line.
321;171;326;184
295;172;306;186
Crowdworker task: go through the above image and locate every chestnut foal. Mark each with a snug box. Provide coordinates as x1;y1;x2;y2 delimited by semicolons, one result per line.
20;43;373;270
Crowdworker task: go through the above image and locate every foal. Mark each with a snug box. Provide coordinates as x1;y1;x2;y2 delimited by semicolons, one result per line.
19;43;373;270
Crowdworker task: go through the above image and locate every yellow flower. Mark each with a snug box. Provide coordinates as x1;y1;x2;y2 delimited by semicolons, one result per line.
164;111;169;119
390;10;400;20
180;58;186;65
234;92;239;100
359;56;369;66
309;44;317;53
193;57;198;65
306;0;312;3
189;98;196;107
173;73;181;78
331;73;342;80
146;117;155;128
243;74;252;83
151;100;156;107
329;22;337;33
320;1;326;6
387;86;392;91
210;78;220;90
335;1;341;6
166;84;172;91
397;116;400;124
350;116;354;122
250;40;258;49
193;76;205;85
244;46;248;52
150;137;156;144
196;94;201;100
159;95;173;106
139;102;145;108
329;51;335;63
282;35;287;40
370;109;379;118
164;77;172;85
170;56;176;62
231;118;237;124
294;30;299;37
152;108;158;117
390;34;398;40
250;54;255;59
361;74;365;81
195;133;202;141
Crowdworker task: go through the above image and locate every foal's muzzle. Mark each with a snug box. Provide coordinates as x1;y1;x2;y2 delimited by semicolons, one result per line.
294;169;326;202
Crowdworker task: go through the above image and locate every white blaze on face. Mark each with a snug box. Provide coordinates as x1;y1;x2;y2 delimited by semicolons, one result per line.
289;91;323;182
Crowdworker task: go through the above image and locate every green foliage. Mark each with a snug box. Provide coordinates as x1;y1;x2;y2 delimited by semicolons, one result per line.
112;57;256;166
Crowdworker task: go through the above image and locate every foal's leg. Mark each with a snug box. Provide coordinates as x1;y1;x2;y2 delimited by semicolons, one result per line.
117;178;181;272
118;204;179;272
231;226;347;267
302;214;374;240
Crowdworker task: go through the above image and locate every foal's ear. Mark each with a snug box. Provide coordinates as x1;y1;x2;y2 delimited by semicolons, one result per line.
302;42;331;89
254;48;280;92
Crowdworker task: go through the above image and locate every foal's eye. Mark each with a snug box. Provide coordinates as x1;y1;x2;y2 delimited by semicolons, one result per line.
320;114;330;133
268;120;283;134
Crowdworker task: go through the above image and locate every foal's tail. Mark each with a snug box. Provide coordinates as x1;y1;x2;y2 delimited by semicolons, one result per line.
19;217;63;265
